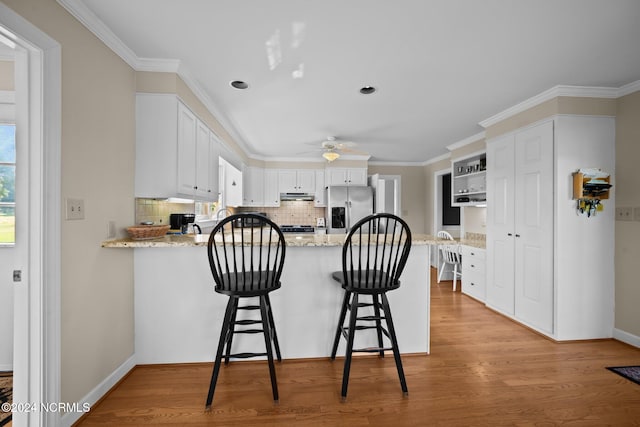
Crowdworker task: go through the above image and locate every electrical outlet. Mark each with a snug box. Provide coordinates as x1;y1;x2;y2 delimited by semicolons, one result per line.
66;198;85;220
634;207;640;222
616;207;632;221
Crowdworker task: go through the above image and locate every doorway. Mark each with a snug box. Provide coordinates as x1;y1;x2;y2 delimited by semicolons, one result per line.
1;5;62;426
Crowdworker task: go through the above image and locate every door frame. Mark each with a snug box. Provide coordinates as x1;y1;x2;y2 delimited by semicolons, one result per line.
433;168;462;237
1;5;62;426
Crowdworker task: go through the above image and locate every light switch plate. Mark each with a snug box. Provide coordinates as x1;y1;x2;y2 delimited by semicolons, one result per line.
66;198;85;220
616;207;633;221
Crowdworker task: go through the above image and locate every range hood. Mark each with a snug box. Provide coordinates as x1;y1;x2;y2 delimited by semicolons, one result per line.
280;192;315;201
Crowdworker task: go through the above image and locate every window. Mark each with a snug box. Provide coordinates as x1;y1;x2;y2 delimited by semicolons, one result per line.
0;124;16;245
442;173;460;226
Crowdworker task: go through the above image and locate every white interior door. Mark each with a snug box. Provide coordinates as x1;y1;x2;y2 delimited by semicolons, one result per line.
513;121;554;333
486;134;516;315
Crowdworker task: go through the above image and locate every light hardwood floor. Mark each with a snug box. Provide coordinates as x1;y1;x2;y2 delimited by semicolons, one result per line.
77;269;640;426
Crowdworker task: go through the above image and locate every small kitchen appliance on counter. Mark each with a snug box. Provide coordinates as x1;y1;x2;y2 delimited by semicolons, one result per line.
169;213;196;234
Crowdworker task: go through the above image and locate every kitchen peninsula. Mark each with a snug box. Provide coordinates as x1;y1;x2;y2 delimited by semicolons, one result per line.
103;233;436;364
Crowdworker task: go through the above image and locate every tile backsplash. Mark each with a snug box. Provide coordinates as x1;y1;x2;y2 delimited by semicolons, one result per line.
135;198;195;226
237;201;325;226
136;198;326;228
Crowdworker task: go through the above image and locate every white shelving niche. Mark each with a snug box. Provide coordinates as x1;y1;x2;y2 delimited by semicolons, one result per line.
451;152;486;207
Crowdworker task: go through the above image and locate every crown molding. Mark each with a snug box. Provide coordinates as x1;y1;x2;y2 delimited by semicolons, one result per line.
137;57;180;73
445;131;485;151
479;85;620;129
57;0;139;69
57;0;253;158
368;160;430;166
618;79;640;97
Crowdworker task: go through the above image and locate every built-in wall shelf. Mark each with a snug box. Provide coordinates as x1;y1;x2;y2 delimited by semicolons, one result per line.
451;152;486;206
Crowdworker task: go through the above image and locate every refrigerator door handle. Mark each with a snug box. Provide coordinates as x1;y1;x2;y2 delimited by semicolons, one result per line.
345;200;349;233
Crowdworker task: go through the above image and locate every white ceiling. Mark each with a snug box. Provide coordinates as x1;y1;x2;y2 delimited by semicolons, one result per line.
67;0;640;163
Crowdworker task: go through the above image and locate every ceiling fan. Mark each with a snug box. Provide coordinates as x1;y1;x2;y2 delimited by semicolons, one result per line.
318;136;367;162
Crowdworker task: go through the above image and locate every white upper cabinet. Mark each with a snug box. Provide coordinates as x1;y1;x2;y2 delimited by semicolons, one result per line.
278;169;315;193
263;169;280;207
314;169;327;207
326;168;367;186
242;166;264;207
136;93;218;201
220;158;243;207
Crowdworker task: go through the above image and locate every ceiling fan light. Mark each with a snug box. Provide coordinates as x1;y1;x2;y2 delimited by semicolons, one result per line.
322;151;340;162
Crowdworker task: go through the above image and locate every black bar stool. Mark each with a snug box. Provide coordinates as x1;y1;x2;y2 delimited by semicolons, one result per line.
205;213;286;410
330;213;412;401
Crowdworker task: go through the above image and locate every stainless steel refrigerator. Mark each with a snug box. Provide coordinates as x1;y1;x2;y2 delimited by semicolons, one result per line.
327;186;373;234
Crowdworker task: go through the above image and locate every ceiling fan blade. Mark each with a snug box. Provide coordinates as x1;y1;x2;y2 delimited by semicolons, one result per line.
339;147;369;155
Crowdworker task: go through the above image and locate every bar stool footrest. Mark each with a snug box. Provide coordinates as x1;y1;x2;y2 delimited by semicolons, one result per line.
229;352;268;359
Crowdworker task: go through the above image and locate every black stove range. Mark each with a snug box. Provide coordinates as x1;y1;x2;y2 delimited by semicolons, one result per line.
280;225;314;233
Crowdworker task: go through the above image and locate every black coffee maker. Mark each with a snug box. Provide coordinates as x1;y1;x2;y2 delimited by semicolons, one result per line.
169;213;196;234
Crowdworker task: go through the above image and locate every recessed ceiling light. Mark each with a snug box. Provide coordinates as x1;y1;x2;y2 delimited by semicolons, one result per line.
230;80;249;90
359;85;376;95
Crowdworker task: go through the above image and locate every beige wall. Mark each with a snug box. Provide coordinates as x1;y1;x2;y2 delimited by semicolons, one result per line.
368;164;426;233
0;61;13;90
614;90;640;338
423;158;451;234
3;0;136;404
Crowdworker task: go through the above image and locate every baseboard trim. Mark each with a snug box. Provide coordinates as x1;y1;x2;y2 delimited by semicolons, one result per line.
613;328;640;349
0;364;12;372
61;354;136;427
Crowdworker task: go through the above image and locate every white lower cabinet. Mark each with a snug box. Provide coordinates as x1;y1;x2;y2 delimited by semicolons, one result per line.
461;246;485;302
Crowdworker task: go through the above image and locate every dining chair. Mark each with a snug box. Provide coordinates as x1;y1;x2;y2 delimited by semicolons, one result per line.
205;213;286;410
330;213;412;401
436;230;454;284
439;244;462;291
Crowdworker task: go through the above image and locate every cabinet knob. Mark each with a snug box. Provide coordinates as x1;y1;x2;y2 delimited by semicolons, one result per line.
193;186;198;190
471;264;475;268
507;233;513;236
515;234;521;238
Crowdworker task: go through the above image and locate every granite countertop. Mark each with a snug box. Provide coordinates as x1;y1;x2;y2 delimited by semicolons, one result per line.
102;233;454;248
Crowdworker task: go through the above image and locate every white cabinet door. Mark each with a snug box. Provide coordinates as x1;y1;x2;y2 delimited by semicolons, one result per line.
486;120;554;332
327;168;367;186
177;102;197;196
224;160;243;207
314;169;326;207
242;166;264;206
278;169;298;193
195;120;210;199
264;169;280;207
278;169;316;192
347;168;367;185
297;170;316;193
486;134;516;315
513;121;554;334
207;132;219;198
